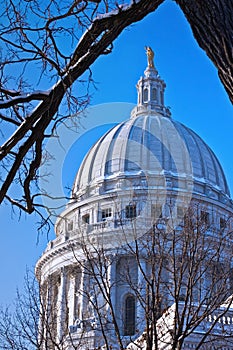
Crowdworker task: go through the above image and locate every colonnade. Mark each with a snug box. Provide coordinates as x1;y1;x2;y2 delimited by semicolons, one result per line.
39;256;148;347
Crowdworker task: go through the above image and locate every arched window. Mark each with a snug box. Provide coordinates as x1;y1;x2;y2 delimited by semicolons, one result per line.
160;90;164;105
152;88;157;100
124;295;136;336
143;88;148;102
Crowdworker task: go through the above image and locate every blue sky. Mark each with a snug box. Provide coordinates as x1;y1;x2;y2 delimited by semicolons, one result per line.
0;0;232;305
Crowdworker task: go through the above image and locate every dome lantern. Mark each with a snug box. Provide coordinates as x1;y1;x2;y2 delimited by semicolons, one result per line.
131;47;171;119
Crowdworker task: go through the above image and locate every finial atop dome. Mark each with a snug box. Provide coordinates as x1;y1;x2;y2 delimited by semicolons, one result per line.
145;46;155;69
130;47;171;119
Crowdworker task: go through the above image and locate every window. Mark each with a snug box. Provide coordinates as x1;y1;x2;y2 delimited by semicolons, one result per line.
126;204;136;219
152;88;157;100
160;90;164;105
143;88;148;102
67;221;73;231
82;214;90;224
101;208;112;221
201;211;210;226
220;217;227;230
152;204;162;219
177;206;184;219
124;295;136;336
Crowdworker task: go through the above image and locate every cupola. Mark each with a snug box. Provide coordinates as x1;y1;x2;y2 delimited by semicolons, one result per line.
131;46;171;118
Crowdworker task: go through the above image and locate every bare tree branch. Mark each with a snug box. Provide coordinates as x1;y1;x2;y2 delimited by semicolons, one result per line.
0;0;163;215
0;0;232;223
0;90;50;108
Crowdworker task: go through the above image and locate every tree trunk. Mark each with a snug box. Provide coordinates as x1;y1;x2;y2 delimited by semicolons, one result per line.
176;0;233;104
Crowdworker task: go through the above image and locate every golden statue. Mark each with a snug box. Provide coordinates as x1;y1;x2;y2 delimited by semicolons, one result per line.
145;46;155;68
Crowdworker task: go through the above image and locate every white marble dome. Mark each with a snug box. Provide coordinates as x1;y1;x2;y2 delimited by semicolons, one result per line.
72;66;231;207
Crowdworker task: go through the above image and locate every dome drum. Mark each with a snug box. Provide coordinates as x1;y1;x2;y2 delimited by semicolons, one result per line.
52;184;233;244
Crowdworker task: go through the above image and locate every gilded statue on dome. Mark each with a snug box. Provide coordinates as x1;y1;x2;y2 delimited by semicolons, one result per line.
145;46;155;68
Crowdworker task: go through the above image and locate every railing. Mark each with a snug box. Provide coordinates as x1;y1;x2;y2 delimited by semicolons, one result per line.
69;318;97;332
207;313;233;325
90;220;109;231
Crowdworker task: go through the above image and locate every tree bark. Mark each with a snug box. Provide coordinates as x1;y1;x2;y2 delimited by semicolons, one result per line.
176;0;233;104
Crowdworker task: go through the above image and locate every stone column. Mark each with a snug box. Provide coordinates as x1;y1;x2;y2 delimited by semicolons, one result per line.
68;271;76;326
93;203;99;224
38;282;48;350
56;267;67;342
79;264;89;321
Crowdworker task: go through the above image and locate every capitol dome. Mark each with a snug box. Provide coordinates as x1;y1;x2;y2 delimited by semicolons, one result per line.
73;112;230;201
72;61;230;206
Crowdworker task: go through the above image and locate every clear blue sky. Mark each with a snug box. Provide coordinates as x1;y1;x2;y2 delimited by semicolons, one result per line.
0;0;232;305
